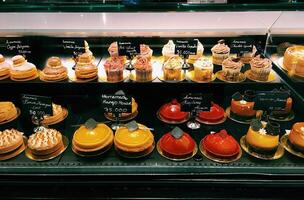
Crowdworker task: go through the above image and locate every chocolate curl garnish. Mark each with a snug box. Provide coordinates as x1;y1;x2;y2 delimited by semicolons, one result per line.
218;39;225;44
232;57;241;62
266;121;280;136
251;119;263;132
232;92;242;101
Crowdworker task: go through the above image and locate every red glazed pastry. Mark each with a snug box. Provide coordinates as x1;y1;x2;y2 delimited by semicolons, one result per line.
159;99;190;122
203;129;240;157
198;102;225;123
159;128;196;159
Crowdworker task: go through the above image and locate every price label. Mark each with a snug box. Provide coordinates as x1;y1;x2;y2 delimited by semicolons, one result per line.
21;94;53;118
230;39;253;54
117;41;139;58
174;40;198;57
3;38;32;58
180;93;212;112
62;39;86;55
101;94;132;114
254;91;289;111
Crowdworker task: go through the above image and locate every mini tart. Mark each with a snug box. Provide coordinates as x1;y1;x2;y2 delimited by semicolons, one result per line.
73;123;114;152
203;130;240;157
114;123;154;154
0;101;18;123
159;131;195;159
159;99;189;122
40;57;68;81
108;98;138;118
10;55;38;80
75;52;98;80
0;129;23;154
198;102;225;123
41;103;65;125
27;127;63;156
246;122;279;153
0;54;11;78
289;122;304;151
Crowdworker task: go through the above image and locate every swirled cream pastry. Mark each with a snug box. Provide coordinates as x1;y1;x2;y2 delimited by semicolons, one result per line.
249;55;272;81
188;39;204;64
40;57;68;82
0;54;11;79
27;127;63;156
10;55;38;81
222;57;243;81
134;55;152;82
0;129;23;154
140;44;153;61
211;40;230;65
104;56;125;82
162;40;176;62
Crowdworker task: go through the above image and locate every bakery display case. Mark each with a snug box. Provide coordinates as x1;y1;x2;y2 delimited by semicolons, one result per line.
1;10;304;198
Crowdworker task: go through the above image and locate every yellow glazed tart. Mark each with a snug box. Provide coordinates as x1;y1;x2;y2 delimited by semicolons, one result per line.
73;123;114;152
246;119;279;153
114;123;154;154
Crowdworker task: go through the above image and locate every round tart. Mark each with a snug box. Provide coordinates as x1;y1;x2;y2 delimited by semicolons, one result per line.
73;123;114;153
159;99;189;122
159;129;196;159
246;119;280;154
202;130;239;157
27;127;63;156
0;101;18;123
0;129;23;154
10;55;38;81
40;57;68;81
0;54;11;78
289;122;304;152
197;102;225;123
114;123;154;156
107;98;138;118
283;45;304;76
41;103;66;125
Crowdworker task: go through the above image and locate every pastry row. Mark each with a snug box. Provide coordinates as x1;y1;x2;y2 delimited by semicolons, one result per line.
1;118;304;162
0;39;274;83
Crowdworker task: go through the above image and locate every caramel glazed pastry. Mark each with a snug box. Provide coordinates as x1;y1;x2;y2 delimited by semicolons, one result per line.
0;54;11;79
40;57;68;81
41;103;66;125
0;129;24;154
10;55;38;81
75;52;98;80
0;102;18;123
27;127;64;156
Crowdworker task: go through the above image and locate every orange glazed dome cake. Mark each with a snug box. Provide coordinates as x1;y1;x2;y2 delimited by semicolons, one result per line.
283;45;304;76
289;122;304;152
27;127;63;156
10;55;38;81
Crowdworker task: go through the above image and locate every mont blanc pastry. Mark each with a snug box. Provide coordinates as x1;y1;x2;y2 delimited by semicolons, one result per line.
27;127;63;156
10;55;38;81
0;54;11;79
0;129;24;154
40;57;68;82
0;102;18;124
75;52;98;80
